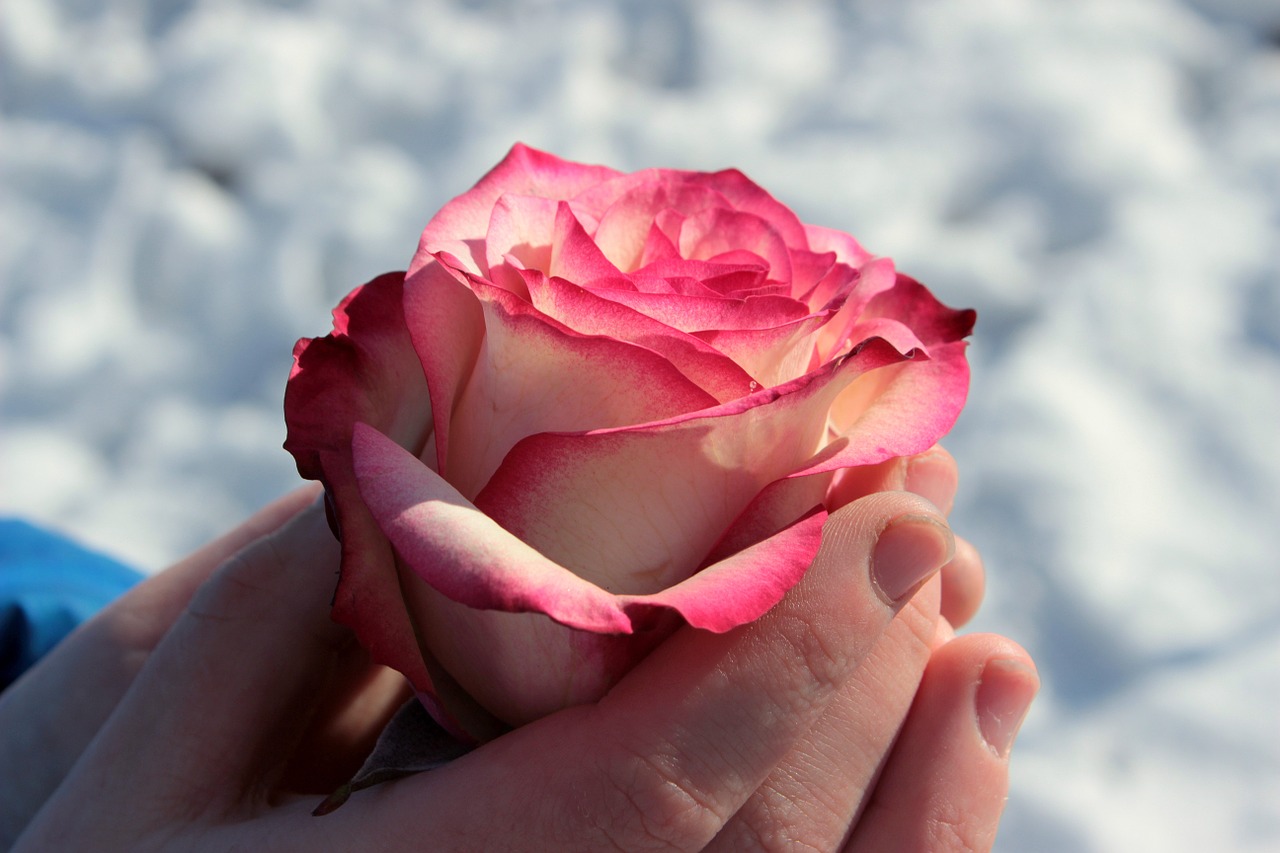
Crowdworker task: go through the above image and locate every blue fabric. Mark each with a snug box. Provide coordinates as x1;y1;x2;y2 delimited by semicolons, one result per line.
0;519;143;691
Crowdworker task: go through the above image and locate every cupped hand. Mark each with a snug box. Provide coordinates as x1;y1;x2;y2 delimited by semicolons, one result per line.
2;451;1034;852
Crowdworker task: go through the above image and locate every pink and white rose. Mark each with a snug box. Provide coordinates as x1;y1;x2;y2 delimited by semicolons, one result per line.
284;144;974;739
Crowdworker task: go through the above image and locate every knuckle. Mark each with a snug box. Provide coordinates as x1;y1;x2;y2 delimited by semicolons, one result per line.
770;612;851;702
717;791;829;853
925;796;994;853
181;524;297;627
182;552;270;626
590;741;727;852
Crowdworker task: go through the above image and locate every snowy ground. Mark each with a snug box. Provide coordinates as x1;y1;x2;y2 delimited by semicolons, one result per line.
3;0;1278;849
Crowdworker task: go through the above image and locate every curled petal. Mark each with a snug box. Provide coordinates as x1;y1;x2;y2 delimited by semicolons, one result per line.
474;338;919;596
549;202;625;284
804;222;874;266
353;423;829;724
353;422;633;632
864;273;979;347
402;260;485;478
813;339;971;476
283;272;434;695
618;509;827;633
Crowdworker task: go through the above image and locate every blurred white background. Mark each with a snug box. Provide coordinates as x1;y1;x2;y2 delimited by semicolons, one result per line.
3;0;1278;849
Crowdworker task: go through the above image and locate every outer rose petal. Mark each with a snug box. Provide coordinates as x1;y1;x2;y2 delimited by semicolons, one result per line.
804;222;874;266
620;508;827;632
700;471;833;565
352;422;631;632
353;424;831;724
406;586;672;726
816;340;971;475
283;272;434;695
811;275;977;476
474;338;917;595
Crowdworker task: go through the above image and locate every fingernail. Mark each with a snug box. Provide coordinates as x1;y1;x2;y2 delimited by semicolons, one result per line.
904;452;956;514
975;658;1038;758
871;515;954;604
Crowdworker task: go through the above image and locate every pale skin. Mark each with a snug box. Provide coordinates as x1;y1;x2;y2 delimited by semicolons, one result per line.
0;449;1037;852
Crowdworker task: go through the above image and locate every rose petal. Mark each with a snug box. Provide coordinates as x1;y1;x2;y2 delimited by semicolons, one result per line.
804;222;874;266
474;338;915;595
411;144;621;275
405;585;672;726
863;273;979;346
633;257;770;297
442;275;720;499
811;257;899;362
793;278;975;477
638;211;686;267
401;259;486;478
789;248;839;295
618;509;827;633
679;208;793;285
525;271;756;402
354;423;825;723
694;313;832;389
591;288;809;334
352;422;633;631
283;272;434;694
590;178;733;270
813;339;971;476
686;167;809;247
630;272;724;298
548;202;625;284
699;469;834;565
483;193;560;297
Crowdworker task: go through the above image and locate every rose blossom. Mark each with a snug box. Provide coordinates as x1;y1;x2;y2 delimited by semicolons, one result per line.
284;144;974;740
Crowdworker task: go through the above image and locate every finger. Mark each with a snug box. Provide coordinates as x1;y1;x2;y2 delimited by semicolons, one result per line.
19;500;347;846
278;660;411;796
844;634;1039;853
831;448;987;630
939;535;984;628
828;445;958;515
706;573;942;851
295;491;956;853
0;486;319;848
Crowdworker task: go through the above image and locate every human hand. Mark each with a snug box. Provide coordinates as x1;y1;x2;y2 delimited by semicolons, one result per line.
3;454;1035;852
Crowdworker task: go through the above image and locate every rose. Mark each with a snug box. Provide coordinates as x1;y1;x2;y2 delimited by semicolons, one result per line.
283;144;974;740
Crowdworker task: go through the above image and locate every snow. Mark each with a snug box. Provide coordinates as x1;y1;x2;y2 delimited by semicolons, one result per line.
2;0;1278;849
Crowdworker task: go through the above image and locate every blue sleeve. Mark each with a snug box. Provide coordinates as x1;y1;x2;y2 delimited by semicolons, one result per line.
0;519;143;691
